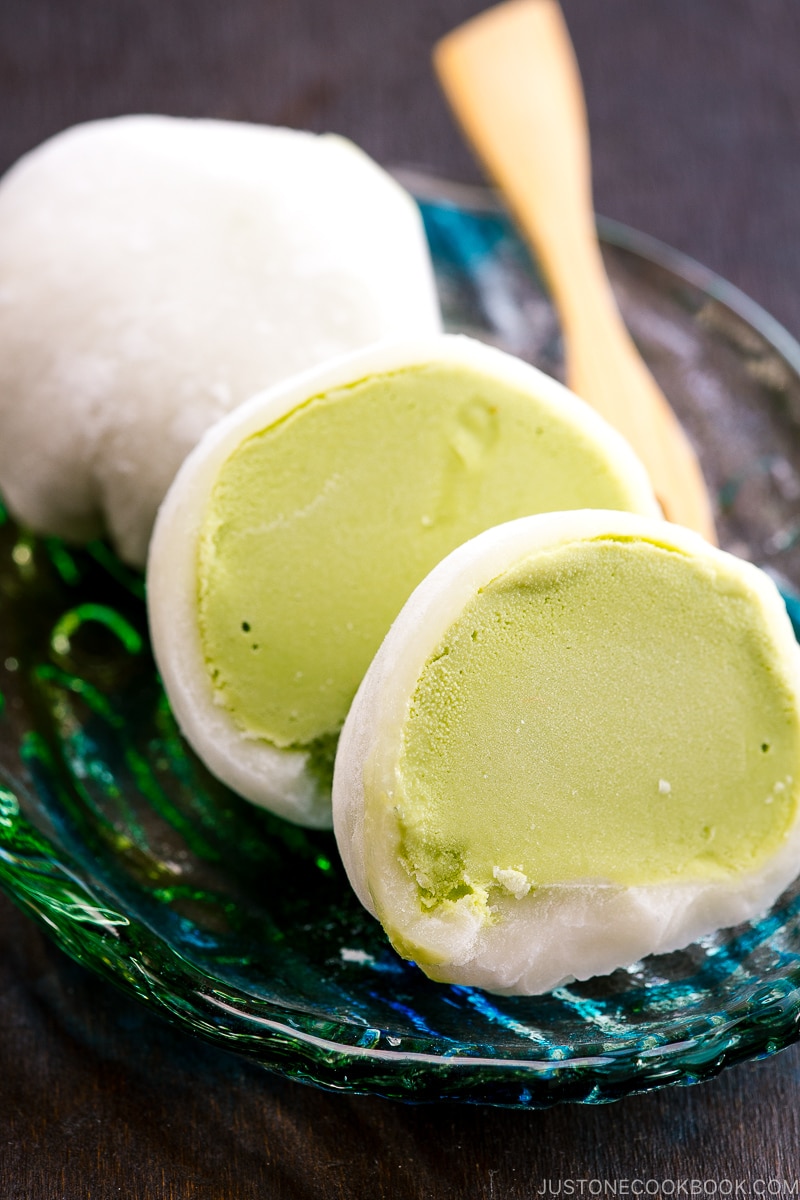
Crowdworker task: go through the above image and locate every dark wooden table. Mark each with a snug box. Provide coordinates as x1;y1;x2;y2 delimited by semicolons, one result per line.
2;2;800;1195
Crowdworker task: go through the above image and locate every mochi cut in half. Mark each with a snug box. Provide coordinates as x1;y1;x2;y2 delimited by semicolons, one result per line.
0;115;441;567
148;336;658;828
333;510;800;994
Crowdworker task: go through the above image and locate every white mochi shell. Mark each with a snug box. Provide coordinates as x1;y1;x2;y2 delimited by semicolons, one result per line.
147;336;659;828
332;510;800;995
0;115;441;567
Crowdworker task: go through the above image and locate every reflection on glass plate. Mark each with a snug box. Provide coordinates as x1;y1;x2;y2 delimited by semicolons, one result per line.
2;175;800;1108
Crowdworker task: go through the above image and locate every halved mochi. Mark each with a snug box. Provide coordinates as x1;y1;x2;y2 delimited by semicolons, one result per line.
333;510;800;994
0;115;441;567
148;336;658;827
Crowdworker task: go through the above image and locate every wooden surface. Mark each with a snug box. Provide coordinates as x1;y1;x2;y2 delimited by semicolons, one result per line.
2;1;800;1194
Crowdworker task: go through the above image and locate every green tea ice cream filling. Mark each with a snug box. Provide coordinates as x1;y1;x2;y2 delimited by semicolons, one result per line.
393;536;800;907
197;363;651;750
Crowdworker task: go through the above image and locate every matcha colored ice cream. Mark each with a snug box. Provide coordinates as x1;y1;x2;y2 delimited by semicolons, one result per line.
148;336;657;826
196;360;656;751
397;537;797;906
333;511;800;994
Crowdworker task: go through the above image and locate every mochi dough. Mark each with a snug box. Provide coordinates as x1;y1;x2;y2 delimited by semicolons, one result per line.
0;115;441;566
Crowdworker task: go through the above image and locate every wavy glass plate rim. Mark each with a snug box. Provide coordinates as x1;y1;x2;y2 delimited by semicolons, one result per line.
397;167;800;381
2;173;800;1107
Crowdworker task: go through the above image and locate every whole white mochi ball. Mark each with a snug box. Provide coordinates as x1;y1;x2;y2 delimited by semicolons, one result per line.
0;115;441;566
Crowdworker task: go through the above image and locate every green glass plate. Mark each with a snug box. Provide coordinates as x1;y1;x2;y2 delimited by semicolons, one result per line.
3;176;800;1108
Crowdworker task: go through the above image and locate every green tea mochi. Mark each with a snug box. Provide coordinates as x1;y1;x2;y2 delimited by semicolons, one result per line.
333;511;800;994
148;337;657;826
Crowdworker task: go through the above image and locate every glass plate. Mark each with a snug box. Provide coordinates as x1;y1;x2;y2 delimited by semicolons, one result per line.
2;175;800;1110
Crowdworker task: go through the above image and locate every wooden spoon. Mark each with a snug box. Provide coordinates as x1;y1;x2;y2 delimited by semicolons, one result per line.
434;0;717;541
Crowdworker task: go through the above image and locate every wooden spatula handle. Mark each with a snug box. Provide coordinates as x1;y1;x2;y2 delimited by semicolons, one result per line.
437;1;596;277
435;0;717;542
